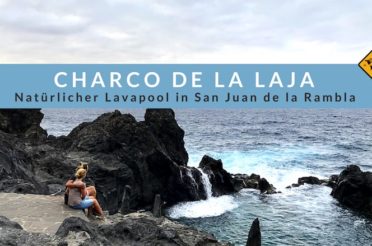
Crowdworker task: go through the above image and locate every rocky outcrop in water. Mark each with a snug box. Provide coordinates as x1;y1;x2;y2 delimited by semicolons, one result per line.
331;165;372;215
231;173;260;190
258;178;277;194
287;176;336;189
199;155;235;196
0;213;228;246
199;155;277;195
246;218;261;246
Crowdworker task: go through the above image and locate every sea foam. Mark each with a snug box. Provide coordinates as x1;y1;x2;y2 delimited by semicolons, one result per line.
167;195;238;219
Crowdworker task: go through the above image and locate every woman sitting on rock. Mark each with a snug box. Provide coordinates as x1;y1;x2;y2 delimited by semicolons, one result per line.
64;162;97;205
65;168;104;220
74;162;97;198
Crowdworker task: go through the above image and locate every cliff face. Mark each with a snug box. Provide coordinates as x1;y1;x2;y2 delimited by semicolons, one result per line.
0;109;208;213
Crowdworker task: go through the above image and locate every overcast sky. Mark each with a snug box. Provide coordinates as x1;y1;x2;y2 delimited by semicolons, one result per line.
0;0;369;63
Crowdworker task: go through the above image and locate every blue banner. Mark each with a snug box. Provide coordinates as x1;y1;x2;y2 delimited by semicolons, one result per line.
0;64;370;108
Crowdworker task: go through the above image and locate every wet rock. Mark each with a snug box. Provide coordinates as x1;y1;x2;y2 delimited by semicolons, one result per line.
331;165;372;215
246;218;261;246
199;155;276;195
199;155;236;196
232;173;260;190
298;176;322;185
258;178;277;194
327;175;339;189
287;176;334;189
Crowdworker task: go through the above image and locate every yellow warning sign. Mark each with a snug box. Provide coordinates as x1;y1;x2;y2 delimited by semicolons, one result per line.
359;50;372;79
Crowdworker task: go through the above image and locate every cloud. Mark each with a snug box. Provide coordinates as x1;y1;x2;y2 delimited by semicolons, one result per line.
0;0;369;63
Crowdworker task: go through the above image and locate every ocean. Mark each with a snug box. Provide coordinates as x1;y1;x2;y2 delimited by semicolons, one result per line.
41;109;372;246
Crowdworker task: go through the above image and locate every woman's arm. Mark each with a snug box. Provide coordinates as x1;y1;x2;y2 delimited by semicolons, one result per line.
65;180;84;189
80;183;87;199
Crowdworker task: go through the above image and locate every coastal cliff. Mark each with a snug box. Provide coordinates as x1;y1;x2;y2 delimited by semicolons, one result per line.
0;109;274;214
1;109;372;245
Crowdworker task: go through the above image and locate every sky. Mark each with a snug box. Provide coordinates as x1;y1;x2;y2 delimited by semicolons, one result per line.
0;0;370;63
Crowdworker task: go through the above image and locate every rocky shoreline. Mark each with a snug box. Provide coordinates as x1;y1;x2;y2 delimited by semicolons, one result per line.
0;109;276;212
1;109;371;245
0;109;273;245
0;212;229;246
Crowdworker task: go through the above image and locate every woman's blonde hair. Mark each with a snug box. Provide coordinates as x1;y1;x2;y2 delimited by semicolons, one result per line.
75;168;87;179
76;162;88;172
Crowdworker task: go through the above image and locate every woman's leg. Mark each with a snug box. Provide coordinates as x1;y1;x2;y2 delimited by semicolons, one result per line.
86;186;96;198
89;196;103;217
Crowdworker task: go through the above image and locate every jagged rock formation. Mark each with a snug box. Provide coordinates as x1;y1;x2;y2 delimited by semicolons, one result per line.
246;218;261;246
57;213;227;246
0;109;277;215
286;175;338;189
199;155;235;196
0;213;228;246
0;117;48;194
0;216;60;246
331;165;372;216
0;109;210;214
0;109;47;139
199;155;277;195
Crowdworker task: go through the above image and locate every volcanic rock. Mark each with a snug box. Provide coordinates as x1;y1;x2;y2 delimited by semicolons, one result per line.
199;155;235;196
199;155;277;195
0;216;59;246
0;215;23;230
145;109;188;166
0;109;277;215
331;165;372;215
327;174;339;188
298;176;322;185
258;178;277;194
0;213;228;246
56;212;228;246
232;173;260;190
0;130;48;194
246;218;261;246
287;176;334;189
0;109;47;140
0;109;207;214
